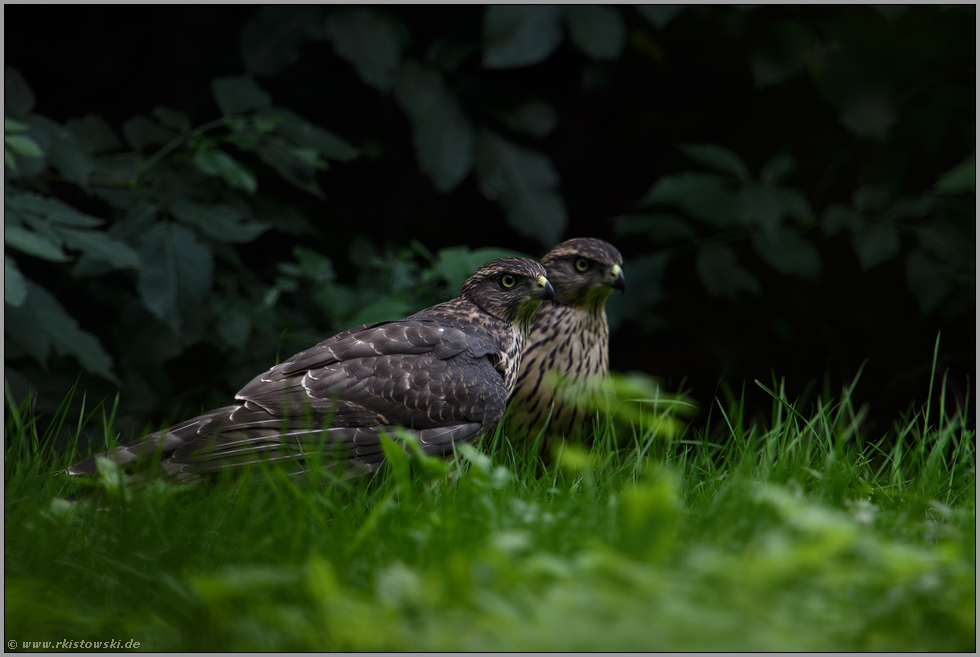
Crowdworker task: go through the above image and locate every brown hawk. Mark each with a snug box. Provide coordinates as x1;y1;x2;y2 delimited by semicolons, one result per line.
68;257;554;480
507;238;624;452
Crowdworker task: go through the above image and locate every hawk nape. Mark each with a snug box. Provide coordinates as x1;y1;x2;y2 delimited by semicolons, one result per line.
68;257;554;481
508;237;625;451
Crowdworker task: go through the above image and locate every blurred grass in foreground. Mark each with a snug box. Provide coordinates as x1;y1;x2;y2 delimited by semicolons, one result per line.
4;361;975;651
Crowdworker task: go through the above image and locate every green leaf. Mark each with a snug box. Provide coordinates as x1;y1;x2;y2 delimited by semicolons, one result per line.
225;131;261;152
64;115;122;154
852;222;899;270
5;118;29;133
565;5;625;60
483;5;563;69
257;107;359;162
4;147;16;173
138;223;214;333
639;173;736;227
906;249;953;314
70;256;114;280
169;200;271;244
760;154;795;187
288;145;325;168
255;202;317;237
695;246;760;299
211;76;272;115
430;246;524;291
242;5;324;76
379;431;412;499
120;201;161;242
4;134;43;158
218;308;252;349
427;40;479;73
6;190;104;228
4;256;26;307
751;228;821;280
475;129;567;247
122;116;178;151
5;122;49;178
394;62;474;193
822;205;863;235
326;9;404;91
257;139;324;197
4;299;51;364
772;187;813;222
90;156;142;193
276;272;299;292
614;213;696;243
95;457;132;498
347;294;416;327
498;100;558;138
635;5;685;29
935;156;975;194
28;116;94;189
737;184;783;234
58;227;140;270
748;21;812;87
14;212;62;247
618;472;680;561
16;281;118;382
276;262;302;278
306;128;358;162
853;185;891;213
679;143;749;181
4;225;69;262
885;196;933;222
192;148;258;194
211;297;253;349
839;92;896;141
737;184;812;235
293;247;335;284
4;66;35;116
510;190;567;250
915;221;970;269
152;107;192;133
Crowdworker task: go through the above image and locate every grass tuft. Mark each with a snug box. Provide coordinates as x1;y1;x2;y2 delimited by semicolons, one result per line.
4;367;975;651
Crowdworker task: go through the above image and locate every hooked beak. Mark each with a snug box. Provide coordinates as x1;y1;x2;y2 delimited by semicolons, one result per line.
608;264;626;295
536;275;556;301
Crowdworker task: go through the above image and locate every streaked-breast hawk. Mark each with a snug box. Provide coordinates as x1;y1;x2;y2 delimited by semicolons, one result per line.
507;237;624;451
68;257;555;480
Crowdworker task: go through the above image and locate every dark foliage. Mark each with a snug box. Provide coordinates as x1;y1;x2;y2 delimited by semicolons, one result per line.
4;5;974;440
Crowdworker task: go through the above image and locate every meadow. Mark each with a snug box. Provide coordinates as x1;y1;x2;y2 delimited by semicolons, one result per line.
4;352;974;651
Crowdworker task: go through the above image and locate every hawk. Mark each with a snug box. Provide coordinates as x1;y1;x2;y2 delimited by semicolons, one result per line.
507;238;624;452
68;257;554;481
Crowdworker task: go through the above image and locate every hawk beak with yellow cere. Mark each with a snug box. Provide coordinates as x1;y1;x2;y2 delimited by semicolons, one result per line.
608;264;625;295
537;275;556;301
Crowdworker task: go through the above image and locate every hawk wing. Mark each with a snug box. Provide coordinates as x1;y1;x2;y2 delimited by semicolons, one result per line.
68;320;507;478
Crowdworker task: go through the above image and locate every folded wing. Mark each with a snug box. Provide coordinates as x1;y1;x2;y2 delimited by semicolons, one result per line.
68;319;506;477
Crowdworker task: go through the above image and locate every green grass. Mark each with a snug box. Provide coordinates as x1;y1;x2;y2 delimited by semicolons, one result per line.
4;360;975;651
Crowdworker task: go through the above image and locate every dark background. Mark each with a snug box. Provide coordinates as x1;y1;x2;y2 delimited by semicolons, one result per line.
4;5;975;441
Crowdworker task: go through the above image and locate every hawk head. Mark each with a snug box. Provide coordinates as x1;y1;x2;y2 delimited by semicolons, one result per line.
459;257;555;328
540;238;625;310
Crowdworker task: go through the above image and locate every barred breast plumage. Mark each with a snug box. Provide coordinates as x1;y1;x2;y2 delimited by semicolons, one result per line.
507;238;624;452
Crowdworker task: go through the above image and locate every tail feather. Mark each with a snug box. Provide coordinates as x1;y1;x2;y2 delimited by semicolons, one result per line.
66;402;485;480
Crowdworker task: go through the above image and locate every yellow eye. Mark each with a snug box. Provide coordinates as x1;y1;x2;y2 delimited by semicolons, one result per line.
575;258;589;272
501;274;516;288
